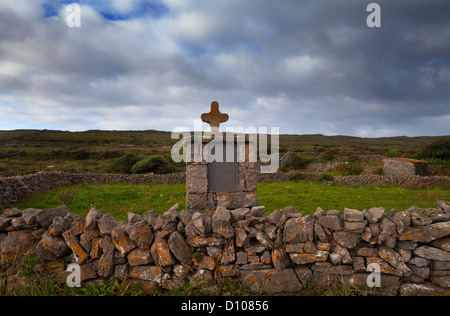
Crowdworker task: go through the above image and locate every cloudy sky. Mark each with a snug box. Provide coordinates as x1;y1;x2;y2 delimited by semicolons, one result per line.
0;0;449;137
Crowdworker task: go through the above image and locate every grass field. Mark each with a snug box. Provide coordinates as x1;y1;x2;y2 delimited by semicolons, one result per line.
10;181;450;221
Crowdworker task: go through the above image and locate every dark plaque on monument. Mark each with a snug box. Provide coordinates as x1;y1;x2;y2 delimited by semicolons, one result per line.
207;142;239;192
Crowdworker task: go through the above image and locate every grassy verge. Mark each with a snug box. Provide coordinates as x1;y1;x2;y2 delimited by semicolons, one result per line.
9;182;450;220
257;181;450;215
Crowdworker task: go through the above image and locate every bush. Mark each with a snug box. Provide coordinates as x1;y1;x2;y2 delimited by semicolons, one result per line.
334;162;364;176
288;172;306;182
71;149;90;160
386;149;399;158
131;155;178;174
344;162;364;175
283;154;312;170
110;153;143;174
320;149;338;161
422;138;450;160
320;173;334;182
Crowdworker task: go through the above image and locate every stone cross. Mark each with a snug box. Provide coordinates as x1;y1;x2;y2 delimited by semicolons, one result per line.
201;101;229;133
186;100;258;211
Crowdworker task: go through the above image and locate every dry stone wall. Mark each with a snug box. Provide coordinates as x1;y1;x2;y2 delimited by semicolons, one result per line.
1;171;449;211
1;201;449;295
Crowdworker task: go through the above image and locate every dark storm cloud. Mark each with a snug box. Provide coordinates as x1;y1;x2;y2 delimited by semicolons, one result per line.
0;0;448;136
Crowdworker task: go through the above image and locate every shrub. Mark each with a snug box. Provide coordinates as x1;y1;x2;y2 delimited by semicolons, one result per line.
110;153;143;174
320;173;334;182
334;162;364;176
422;138;450;160
386;149;399;158
288;172;306;182
343;162;364;175
320;149;338;161
131;155;178;174
283;154;312;170
71;149;90;160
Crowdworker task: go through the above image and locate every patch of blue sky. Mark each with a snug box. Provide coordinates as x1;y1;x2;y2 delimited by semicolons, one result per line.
41;0;169;21
101;1;169;21
42;0;78;18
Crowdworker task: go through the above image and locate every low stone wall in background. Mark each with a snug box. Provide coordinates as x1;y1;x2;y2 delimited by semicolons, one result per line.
1;171;449;211
1;201;449;295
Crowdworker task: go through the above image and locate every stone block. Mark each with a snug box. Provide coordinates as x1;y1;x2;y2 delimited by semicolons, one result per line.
216;192;257;209
240;269;303;294
186;164;208;194
399;221;450;243
283;215;314;243
413;245;450;261
129;266;163;284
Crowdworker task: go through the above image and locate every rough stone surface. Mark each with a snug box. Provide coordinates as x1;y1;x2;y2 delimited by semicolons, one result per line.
1;199;450;296
240;269;303;294
378;246;412;276
36;206;69;229
413;246;450;261
283;215;314;243
333;231;360;249
212;206;234;238
111;223;136;255
186;164;208;194
168;231;192;267
364;207;386;224
97;213;118;236
127;248;152;266
127;221;153;250
151;236;177;267
319;215;343;231
399;221;450;243
129;266;163;283
344;208;365;222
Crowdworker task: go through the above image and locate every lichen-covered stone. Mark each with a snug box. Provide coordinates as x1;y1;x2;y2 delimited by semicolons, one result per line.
399;221;450;243
289;250;329;265
318;215;343;231
129;266;163;283
413;245;450;261
168;231;192;267
212;206;234;238
240;269;302;294
36;206;69;229
151;236;176;267
127;221;153;250
0;229;45;268
85;208;103;229
97;213;118;236
62;229;89;264
283;215;314;243
111;222;136;255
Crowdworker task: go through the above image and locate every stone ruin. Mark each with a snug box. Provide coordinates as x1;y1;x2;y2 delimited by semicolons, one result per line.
384;158;428;176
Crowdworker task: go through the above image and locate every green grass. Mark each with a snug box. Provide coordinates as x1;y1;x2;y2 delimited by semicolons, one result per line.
9;182;450;220
13;183;186;221
257;182;450;215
